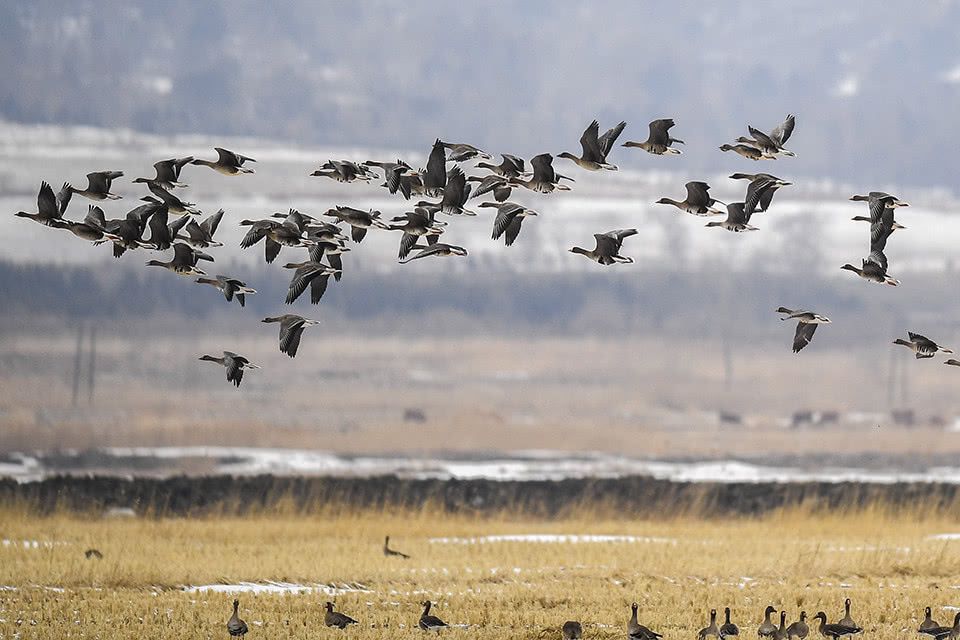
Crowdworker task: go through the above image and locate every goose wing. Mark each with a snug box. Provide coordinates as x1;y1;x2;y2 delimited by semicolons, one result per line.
579;120;603;163
648;119;674;145
492;204;523;239
504;216;525;246
744;177;776;215
56;182;73;215
501;154;525;176
685;181;711;207
870;206;895;252
286;266;320;304
202;209;224;237
530;153;556;183
279;316;306;357
424;139;447;189
771;114;796;146
310;273;331;304
37;181;59;219
598;121;627;158
793;322;818;353
84;205;107;229
215;147;241;167
747;126;777;149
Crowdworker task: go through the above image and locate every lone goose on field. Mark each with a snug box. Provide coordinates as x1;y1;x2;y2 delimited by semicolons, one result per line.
419;601;448;631
133;157;193;189
813;612;861;640
199;352;260;388
720;608;740;639
776;307;831;353
893;332;953;359
759;606;779;638
71;171;123;200
773;611;789;640
786;612;809;640
146;242;212;276
569;229;638;265
628;602;663;640
623;118;684;155
422;139;448;197
227;599;249;638
262;314;319;358
720;143;763;160
16;181;72;227
513;153;574;194
441;140;491;162
740;114;796;157
383;535;411;559
559;119;627;170
141;181;201;215
178;209;225;248
399;242;468;264
324;602;358;629
699;609;720;640
480;201;539;246
192;147;255;175
195;275;256;307
705;202;758;232
729;173;792;215
563;621;583;640
283;261;341;304
656;181;725;216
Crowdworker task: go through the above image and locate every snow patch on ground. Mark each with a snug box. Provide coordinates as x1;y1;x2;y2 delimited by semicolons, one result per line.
428;534;675;545
182;581;371;595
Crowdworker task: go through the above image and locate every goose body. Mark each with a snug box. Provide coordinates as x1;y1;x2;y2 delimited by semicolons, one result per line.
776;307;831;353
140;181;201;215
363;159;413;196
623;118;683;155
656;181;724;216
440;141;491;162
16;181;72;227
146;242;212;276
759;606;779;638
60;205;118;242
227;599;249;638
628;602;663;640
570;229;638;265
195;275;256;307
192;147;255;175
324;601;358;629
699;609;721;640
720;607;740;640
786;612;809;640
773;611;789;640
134;157;193;189
481;201;539;246
730;173;792;215
705;202;758;232
419;601;448;631
513;153;573;193
813;612;861;640
740;114;796;157
384;535;411;559
399;242;468;264
421;139;448;196
262;314;319;358
893;332;953;359
311;159;374;183
199;351;260;388
720;143;763;160
71;171;123;200
178;209;224;248
559;119;626;170
563;621;583;640
283;261;341;304
324;206;388;243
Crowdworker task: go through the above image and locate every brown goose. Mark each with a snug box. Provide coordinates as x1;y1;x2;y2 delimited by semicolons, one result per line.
477;154;526;178
759;606;779;638
192;148;255;175
563;621;583;640
422;139;448;197
140;181;201;215
84;548;103;559
776;308;831;353
178;209;225;248
893;333;953;359
440;141;491;162
262;314;319;358
227;599;249;638
364;159;413;195
919;607;953;639
146;243;212;276
283;261;340;304
772;611;789;640
133;157;193;190
569;229;638;265
623;119;683;155
71;171;124;200
196;275;256;307
467;174;514;202
383;535;411;559
841;251;898;286
389;208;447;259
559;119;627;170
241;210;317;264
740;115;797;157
311;159;374;183
720;608;740;639
628;602;663;640
699;609;721;640
729;173;792;216
60;205;118;242
399;242;468;264
144;205;190;251
436;167;474;215
786;612;809;640
656;181;725;216
931;613;960;640
480;201;539;246
324;602;358;629
324;206;388;243
512;153;574;194
16;181;72;227
705;202;758;232
419;601;448;631
102;202;157;258
199;352;260;388
812;613;861;640
720;144;763;160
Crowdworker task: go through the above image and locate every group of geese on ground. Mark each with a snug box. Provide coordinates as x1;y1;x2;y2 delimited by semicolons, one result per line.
14;115;937;383
226;596;960;640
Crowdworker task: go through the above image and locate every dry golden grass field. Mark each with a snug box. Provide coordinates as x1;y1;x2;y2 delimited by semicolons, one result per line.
1;506;959;639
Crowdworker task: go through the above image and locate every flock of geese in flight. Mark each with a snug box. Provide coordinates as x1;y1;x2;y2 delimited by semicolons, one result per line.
14;114;953;385
225;592;960;640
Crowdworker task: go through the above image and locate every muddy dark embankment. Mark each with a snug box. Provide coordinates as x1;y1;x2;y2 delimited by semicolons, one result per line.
2;475;959;517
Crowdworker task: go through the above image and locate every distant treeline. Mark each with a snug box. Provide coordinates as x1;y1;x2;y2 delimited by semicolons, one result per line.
2;475;959;518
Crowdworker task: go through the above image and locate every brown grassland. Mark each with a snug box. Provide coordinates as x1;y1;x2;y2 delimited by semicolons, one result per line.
1;504;959;639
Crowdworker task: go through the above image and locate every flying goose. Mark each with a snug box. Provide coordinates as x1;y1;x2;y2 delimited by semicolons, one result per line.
399;242;468;264
850;192;908;248
513;153;574;193
363;159;413;195
283;261;341;304
383;535;410;559
262;314;319;358
893;332;953;359
705;202;758;232
440;140;491;162
227;599;249;638
140;181;201;215
70;171;124;200
467;174;514;202
59;205;119;242
729;173;792;215
144;205;190;251
623;118;683;155
720;608;740;639
389;208;447;259
177;209;225;248
628;602;663;640
146;242;213;276
241;210;317;264
311;159;375;182
773;611;789;640
946;359;960;367
16;181;72;227
308;240;349;281
656;181;725;216
776;307;831;353
477;154;526;178
133;157;193;189
559;119;627;170
699;609;721;640
419;601;448;631
324;602;358;629
199;351;260;388
740;115;796;157
851;215;905;232
720;143;763;160
324;206;389;243
422;139;448;197
569;229;638;265
195;275;256;307
786;612;809;640
436;167;474;215
192;147;255;175
480;201;539;246
102;202;157;258
812;612;861;640
562;621;583;640
759;606;779;638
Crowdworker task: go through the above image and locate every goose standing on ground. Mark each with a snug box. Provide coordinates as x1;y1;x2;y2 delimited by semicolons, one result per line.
199;352;260;388
283;261;341;304
324;602;358;629
324;206;388;243
813;612;861;640
773;611;789;640
740;114;796;157
729;173;792;216
422;139;448;197
399;242;468;264
15;181;71;227
192;147;255;175
705;202;758;232
787;612;809;640
656;181;725;216
559;119;627;170
513;153;574;194
893;332;953;359
419;601;448;631
196;275;256;307
920;608;941;635
926;613;960;640
141;181;201;216
918;608;954;640
699;609;721;640
759;606;779;638
227;599;249;638
383;536;410;559
133;157;193;190
70;171;124;200
720;607;740;640
623;118;683;155
776;307;831;353
563;621;583;640
178;209;225;248
569;229;638;265
628;602;663;640
262;314;319;358
145;243;212;276
440;140;491;162
720;143;763;160
480;201;539;246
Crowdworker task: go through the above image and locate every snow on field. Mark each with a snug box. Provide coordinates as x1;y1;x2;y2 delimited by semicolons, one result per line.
182;581;371;595
428;534;676;544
